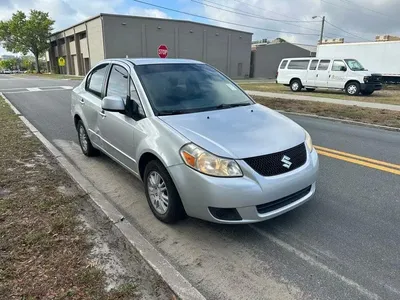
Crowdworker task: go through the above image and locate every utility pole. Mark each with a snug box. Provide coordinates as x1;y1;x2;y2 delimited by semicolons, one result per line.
319;16;325;44
313;15;326;44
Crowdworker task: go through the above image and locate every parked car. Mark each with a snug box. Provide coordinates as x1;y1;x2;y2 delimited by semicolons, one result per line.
71;58;319;224
276;57;383;95
3;70;12;74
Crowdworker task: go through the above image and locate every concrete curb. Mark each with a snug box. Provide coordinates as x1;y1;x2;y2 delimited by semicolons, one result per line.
277;110;400;132
1;92;206;300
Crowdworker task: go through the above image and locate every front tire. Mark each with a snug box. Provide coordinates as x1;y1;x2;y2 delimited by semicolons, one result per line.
290;79;302;92
77;120;99;156
144;160;186;223
345;82;360;96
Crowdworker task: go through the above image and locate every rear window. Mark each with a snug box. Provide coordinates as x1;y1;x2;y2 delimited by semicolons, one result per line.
318;60;331;71
309;60;319;70
287;60;310;70
280;60;288;69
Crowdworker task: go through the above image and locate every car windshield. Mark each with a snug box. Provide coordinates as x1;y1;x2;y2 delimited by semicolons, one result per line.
135;63;253;116
344;59;365;71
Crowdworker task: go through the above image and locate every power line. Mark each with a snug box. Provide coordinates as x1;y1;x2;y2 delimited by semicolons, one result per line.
193;0;320;23
324;20;372;41
191;0;335;38
339;0;397;21
229;0;306;21
132;0;320;36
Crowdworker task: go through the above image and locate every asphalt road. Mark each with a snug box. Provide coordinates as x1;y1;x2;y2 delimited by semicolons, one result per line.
2;74;400;300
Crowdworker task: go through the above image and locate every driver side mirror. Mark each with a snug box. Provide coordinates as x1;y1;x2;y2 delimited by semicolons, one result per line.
340;66;347;72
101;95;125;112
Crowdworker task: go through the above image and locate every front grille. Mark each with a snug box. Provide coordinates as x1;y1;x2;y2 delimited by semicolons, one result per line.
371;74;382;82
256;186;312;214
244;143;307;177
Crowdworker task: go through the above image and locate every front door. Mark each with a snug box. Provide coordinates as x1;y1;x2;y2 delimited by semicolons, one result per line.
315;60;331;88
306;59;319;86
97;64;137;172
329;60;348;89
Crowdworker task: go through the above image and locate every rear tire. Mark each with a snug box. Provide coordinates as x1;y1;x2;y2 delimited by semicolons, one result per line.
361;90;374;96
144;160;186;223
306;88;315;92
77;120;99;157
290;79;302;92
345;82;360;96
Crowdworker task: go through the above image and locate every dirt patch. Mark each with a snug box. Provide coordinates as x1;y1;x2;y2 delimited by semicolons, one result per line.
0;97;175;299
239;83;400;105
253;96;400;128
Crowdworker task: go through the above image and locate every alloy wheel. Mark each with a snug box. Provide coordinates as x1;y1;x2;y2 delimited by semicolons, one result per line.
147;171;169;215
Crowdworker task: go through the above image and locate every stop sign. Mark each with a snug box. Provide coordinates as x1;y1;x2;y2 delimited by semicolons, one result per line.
158;44;168;58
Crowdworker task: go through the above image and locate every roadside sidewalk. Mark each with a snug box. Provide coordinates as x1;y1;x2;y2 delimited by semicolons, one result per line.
0;96;175;299
246;90;400;112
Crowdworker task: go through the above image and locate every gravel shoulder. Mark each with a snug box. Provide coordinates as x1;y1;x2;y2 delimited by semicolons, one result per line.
239;83;400;105
253;96;400;128
0;96;174;299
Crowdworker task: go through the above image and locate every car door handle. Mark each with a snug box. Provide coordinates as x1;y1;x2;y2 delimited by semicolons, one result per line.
99;111;106;118
316;74;319;77
80;99;85;105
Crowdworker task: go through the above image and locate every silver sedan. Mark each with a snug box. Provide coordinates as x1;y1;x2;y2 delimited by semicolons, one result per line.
71;58;319;224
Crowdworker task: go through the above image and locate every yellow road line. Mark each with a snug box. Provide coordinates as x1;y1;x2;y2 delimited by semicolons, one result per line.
315;145;400;170
316;149;400;176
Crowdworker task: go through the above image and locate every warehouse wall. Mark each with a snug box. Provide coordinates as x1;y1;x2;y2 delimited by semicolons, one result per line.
252;43;316;78
102;15;252;78
86;17;104;68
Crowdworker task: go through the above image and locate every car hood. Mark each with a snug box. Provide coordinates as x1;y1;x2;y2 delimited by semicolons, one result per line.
158;104;305;159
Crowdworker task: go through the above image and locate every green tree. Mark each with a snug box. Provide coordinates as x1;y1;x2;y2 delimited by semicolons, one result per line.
21;56;35;71
0;10;54;73
0;58;17;70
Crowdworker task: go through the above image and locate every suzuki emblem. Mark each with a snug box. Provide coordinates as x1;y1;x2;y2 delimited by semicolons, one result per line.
281;155;292;169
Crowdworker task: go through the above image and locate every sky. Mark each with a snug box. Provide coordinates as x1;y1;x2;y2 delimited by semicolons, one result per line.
1;0;400;55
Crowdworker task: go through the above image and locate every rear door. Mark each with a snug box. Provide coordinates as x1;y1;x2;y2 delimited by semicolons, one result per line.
306;59;319;86
328;60;348;89
315;60;331;87
81;63;109;146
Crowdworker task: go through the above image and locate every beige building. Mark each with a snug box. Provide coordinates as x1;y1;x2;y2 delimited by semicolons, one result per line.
47;13;252;78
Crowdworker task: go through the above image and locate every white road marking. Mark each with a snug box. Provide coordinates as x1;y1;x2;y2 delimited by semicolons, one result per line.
3;88;73;94
27;87;41;92
249;225;381;300
61;86;73;89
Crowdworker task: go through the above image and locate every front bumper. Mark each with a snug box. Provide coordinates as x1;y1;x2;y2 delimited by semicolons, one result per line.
168;148;319;224
361;83;382;92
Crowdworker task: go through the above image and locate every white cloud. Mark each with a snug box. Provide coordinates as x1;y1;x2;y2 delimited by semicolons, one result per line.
200;0;400;45
128;7;170;19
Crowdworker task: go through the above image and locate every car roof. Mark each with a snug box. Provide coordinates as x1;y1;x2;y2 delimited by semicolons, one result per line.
103;58;204;66
282;57;353;60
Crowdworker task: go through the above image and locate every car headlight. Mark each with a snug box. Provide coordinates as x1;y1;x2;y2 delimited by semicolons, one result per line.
363;76;371;83
180;143;243;177
305;130;314;152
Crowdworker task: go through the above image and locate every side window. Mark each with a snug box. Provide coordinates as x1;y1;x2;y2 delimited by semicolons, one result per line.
280;60;288;69
287;60;310;70
332;60;346;71
106;65;128;98
309;60;319;70
130;80;145;116
86;64;108;97
318;60;331;71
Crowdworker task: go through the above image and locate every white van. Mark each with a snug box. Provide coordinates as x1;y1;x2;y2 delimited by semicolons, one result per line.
276;58;383;96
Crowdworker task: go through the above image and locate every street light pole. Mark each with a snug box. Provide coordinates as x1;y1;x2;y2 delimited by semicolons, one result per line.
319;16;325;44
313;15;326;44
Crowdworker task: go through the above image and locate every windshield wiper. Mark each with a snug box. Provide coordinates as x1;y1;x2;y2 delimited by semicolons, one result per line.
214;102;252;110
156;109;188;116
